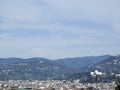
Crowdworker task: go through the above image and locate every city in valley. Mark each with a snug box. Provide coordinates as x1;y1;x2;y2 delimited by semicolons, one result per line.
0;80;115;90
0;55;120;90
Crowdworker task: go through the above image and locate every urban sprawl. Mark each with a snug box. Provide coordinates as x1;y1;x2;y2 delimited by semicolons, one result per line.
0;80;115;90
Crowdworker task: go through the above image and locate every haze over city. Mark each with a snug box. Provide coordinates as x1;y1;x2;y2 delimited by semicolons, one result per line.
0;0;120;59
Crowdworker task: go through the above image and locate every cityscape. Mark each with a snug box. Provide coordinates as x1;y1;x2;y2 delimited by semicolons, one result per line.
0;80;116;90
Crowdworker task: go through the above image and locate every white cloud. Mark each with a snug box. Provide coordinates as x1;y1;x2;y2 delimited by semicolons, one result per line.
1;0;120;24
0;0;120;58
44;0;120;23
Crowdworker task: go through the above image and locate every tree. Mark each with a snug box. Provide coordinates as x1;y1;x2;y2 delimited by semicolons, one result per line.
115;78;120;90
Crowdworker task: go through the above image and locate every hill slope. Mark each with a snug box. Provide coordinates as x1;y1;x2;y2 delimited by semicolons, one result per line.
0;58;75;80
0;55;119;81
54;55;110;68
0;57;52;65
86;55;120;73
67;55;120;82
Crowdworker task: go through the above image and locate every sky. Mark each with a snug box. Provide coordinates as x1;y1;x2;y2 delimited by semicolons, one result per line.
0;0;120;59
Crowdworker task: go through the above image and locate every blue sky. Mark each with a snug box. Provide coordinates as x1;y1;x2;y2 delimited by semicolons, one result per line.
0;0;120;59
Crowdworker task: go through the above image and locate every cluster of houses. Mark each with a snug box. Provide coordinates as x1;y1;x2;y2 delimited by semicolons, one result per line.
0;80;115;90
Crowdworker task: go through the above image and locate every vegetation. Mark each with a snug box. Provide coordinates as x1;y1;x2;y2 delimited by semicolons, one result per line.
115;78;120;90
0;55;119;81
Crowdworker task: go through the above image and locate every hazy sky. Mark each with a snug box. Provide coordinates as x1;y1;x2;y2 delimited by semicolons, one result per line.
0;0;120;59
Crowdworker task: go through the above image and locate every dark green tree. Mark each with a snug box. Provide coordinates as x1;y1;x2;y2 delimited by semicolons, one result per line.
115;78;120;90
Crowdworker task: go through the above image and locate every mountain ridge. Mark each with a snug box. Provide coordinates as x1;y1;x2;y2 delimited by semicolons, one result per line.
0;55;119;81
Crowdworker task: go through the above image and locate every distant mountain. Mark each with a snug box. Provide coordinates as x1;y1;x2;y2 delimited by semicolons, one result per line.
54;55;110;68
67;55;120;82
0;55;110;67
0;55;119;81
0;58;75;80
85;55;120;73
0;57;52;65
